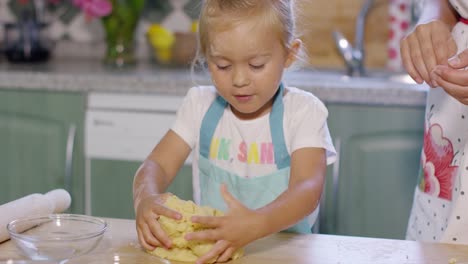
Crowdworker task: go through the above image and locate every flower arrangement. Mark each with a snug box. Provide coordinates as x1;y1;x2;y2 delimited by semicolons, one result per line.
72;0;146;66
72;0;112;20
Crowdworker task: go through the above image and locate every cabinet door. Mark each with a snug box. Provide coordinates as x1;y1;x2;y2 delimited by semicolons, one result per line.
320;104;425;239
91;159;193;219
0;90;85;213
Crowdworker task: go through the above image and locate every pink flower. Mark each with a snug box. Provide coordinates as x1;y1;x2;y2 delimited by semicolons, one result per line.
420;124;458;200
73;0;112;19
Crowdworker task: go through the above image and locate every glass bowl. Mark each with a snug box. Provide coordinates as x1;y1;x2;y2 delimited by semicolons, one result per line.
6;214;107;261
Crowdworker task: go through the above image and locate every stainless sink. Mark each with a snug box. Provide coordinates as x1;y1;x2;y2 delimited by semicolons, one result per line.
362;70;417;84
284;68;417;88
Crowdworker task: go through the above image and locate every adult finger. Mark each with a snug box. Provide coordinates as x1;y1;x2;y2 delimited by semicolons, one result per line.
434;65;468;87
407;33;431;85
436;78;468;105
432;77;468;105
416;28;437;77
432;29;457;66
431;69;468;105
449;49;468;69
400;39;423;83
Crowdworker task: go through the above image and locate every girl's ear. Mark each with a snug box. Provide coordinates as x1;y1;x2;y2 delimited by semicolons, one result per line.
285;38;302;68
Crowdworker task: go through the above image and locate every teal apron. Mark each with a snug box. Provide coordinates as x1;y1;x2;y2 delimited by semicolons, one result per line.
198;84;312;233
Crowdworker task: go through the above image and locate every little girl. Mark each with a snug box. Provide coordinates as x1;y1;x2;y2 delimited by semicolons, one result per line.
133;0;336;263
402;0;468;243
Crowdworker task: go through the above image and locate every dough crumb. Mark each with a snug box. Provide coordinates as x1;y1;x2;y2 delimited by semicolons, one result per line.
147;194;244;263
449;258;457;264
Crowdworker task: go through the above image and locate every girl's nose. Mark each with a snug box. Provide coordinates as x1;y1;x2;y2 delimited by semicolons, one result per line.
232;66;250;87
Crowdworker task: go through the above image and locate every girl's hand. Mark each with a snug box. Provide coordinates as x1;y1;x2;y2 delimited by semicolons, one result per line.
185;185;265;264
400;20;457;86
431;49;468;105
135;193;182;251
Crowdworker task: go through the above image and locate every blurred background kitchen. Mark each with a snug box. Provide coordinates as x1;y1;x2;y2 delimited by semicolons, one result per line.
0;0;429;242
0;0;422;69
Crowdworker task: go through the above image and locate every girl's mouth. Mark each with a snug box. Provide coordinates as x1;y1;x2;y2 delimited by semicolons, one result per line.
234;95;252;102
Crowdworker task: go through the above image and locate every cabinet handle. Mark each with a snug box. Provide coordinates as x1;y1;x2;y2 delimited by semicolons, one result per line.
65;124;76;194
93;118;114;127
331;137;341;232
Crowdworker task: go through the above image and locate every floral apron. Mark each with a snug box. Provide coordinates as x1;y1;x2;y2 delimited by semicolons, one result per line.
197;84;316;234
406;3;468;243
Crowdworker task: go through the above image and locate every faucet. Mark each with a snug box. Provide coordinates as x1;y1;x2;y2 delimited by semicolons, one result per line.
333;0;374;77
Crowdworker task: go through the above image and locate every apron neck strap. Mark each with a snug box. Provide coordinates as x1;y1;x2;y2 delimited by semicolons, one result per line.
270;83;290;169
199;83;290;169
199;95;227;159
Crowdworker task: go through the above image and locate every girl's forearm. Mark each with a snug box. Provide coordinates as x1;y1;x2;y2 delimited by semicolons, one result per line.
132;159;170;210
418;0;458;27
254;176;323;238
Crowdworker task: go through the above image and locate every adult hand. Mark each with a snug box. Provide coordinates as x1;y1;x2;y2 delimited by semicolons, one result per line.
431;49;468;105
135;193;182;250
400;20;457;86
185;185;264;264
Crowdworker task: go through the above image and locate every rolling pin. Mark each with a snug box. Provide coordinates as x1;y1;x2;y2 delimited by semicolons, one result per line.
0;189;71;243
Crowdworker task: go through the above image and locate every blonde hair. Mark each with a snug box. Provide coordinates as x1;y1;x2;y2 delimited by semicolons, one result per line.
192;0;300;70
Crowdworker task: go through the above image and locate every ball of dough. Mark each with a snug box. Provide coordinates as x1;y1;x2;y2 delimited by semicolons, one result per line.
147;194;244;263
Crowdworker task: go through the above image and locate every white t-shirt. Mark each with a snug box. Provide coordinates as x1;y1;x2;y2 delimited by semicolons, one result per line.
172;85;336;204
406;9;468;243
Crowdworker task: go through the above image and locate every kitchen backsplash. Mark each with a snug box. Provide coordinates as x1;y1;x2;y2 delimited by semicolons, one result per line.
0;0;416;70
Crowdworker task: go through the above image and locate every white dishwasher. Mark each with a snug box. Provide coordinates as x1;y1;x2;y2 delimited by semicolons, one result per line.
85;92;192;218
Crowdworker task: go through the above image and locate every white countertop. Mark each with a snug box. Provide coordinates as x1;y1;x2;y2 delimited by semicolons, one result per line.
2;218;468;263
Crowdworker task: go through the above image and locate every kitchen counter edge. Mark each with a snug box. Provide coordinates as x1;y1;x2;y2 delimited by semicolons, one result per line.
0;68;428;107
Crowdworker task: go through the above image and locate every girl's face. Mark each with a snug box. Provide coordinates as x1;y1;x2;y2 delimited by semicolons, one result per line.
206;19;299;120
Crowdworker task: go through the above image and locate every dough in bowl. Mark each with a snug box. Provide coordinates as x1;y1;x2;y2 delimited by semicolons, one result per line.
147;194;244;263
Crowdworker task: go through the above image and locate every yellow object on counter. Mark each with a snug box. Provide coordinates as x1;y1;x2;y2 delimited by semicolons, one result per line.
191;21;198;33
146;24;175;63
147;194;244;263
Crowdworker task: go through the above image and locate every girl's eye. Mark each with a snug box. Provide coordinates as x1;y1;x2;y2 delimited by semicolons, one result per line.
250;64;265;70
217;65;231;70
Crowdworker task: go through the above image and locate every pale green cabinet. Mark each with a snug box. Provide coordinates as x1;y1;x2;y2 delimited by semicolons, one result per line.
90;160;193;219
319;103;425;239
0;90;85;213
0;83;426;240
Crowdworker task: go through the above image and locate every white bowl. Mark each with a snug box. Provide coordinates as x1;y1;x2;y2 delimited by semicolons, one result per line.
7;214;107;261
